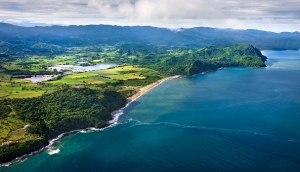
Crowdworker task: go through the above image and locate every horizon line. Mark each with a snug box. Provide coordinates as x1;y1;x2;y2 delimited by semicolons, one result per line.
2;22;300;34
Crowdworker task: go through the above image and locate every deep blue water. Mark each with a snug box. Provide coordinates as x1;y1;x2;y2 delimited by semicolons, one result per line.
1;50;300;172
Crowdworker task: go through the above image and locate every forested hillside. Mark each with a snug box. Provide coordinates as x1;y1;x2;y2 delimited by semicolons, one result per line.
0;23;299;56
0;88;126;163
106;44;267;75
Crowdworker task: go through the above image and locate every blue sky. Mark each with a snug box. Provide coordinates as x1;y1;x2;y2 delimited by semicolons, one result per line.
0;0;299;32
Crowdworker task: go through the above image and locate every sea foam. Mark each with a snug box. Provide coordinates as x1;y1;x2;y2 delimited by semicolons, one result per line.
47;149;60;155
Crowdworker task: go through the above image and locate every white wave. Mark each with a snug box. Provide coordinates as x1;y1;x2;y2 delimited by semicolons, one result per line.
89;128;102;131
109;111;124;124
47;129;82;149
79;130;90;133
47;149;60;155
0;162;12;167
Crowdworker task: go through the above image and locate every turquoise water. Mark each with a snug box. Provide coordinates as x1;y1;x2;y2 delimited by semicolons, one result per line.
2;51;300;171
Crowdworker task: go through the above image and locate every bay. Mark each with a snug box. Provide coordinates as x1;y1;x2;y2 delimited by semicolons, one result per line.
2;50;300;172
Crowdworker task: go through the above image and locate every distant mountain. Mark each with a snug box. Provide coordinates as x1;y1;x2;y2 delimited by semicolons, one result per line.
0;23;299;55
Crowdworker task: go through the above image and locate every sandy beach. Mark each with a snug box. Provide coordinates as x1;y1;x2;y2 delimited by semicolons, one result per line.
126;75;180;102
110;75;180;118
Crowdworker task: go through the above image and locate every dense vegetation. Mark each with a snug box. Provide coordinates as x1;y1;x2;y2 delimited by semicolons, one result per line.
106;44;267;75
10;88;122;137
0;88;126;163
0;104;11;118
0;23;299;57
0;139;48;165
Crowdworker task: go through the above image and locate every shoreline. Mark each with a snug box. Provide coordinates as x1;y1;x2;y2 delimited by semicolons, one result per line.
110;75;180;122
0;126;111;167
0;128;89;167
0;75;180;167
127;75;181;103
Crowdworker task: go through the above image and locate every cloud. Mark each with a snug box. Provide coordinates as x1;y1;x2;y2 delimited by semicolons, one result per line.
0;0;299;32
87;0;223;21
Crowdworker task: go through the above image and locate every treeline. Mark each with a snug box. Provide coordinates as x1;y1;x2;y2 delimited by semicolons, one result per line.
3;69;60;78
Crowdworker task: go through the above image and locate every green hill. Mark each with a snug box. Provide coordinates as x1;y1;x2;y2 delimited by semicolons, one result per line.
0;88;126;163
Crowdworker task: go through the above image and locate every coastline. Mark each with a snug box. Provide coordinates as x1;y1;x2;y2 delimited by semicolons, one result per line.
126;75;181;102
110;75;180;123
0;75;180;167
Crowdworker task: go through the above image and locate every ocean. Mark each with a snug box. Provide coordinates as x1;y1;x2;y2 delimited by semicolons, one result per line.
1;50;300;172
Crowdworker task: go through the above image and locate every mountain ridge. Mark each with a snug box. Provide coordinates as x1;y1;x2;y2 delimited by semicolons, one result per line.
1;22;300;53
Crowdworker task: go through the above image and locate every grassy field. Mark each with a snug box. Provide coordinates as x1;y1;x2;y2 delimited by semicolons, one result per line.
0;110;41;144
92;59;104;63
0;65;158;99
0;71;58;99
0;49;108;98
45;66;148;85
0;46;161;99
99;66;146;80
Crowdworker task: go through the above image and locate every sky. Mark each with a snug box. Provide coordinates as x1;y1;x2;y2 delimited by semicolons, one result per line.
0;0;299;32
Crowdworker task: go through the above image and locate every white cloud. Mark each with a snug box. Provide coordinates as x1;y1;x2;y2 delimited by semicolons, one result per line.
223;18;247;29
0;0;299;32
87;0;223;20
